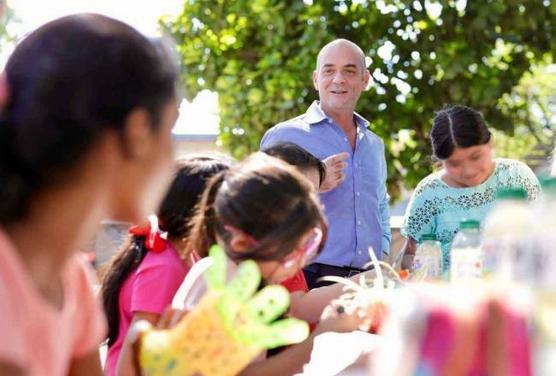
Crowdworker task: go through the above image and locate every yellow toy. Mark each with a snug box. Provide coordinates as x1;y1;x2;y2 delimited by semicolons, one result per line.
135;245;309;376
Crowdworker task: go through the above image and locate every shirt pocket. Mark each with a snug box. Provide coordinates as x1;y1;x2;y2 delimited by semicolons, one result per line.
357;147;381;201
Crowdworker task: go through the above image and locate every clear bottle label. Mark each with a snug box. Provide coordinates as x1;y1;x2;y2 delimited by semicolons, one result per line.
451;247;483;280
413;254;442;279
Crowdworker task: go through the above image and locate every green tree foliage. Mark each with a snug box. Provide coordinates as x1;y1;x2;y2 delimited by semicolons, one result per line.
495;60;555;170
0;0;18;53
161;0;556;199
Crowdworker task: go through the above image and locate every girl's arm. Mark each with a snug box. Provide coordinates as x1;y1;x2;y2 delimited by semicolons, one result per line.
288;269;377;323
115;312;161;376
240;307;370;376
68;350;104;376
399;237;417;270
239;333;315;376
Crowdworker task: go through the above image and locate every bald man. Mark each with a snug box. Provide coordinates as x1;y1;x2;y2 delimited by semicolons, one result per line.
261;39;391;288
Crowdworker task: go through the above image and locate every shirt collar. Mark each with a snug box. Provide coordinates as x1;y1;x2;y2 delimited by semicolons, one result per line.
305;101;369;128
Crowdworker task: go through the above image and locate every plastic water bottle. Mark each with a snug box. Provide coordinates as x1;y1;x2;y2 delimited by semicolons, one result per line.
528;178;556;287
529;178;556;375
450;220;482;281
481;188;531;279
412;234;442;280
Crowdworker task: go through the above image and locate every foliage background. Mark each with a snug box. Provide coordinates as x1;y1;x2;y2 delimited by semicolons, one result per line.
0;0;18;51
162;0;556;200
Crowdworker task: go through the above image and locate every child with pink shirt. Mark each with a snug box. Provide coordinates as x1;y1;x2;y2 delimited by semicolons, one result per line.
101;155;231;375
0;13;180;375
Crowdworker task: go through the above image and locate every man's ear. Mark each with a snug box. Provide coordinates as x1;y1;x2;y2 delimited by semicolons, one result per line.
363;69;371;90
120;108;153;159
312;70;319;91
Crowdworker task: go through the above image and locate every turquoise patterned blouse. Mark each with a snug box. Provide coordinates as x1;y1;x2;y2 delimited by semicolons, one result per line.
401;158;540;269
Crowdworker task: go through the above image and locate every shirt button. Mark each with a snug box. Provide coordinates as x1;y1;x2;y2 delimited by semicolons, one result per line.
356;192;360;196
344;137;348;142
358;250;362;255
357;220;361;225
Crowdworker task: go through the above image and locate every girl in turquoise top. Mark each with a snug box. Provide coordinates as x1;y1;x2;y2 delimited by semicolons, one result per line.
401;105;540;270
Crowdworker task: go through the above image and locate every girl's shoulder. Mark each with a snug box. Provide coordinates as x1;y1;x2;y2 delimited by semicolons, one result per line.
494;158;533;176
412;172;446;198
138;245;186;274
493;158;540;199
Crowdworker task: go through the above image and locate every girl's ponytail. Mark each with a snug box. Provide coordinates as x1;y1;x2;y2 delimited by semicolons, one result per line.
186;171;226;258
100;236;148;346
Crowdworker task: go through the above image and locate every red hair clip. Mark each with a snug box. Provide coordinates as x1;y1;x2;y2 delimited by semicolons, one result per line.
128;215;167;253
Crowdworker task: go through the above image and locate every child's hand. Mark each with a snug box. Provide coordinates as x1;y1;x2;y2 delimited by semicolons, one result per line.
318;300;372;334
320;294;389;334
134;245;310;376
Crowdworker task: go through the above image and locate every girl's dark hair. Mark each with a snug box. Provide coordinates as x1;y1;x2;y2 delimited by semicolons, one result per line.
0;13;179;225
431;105;492;160
262;142;326;187
187;152;327;264
101;154;231;346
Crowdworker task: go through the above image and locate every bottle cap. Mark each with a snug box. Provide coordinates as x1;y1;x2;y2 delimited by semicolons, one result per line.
459;219;480;229
420;234;437;241
495;188;527;200
539;176;556;197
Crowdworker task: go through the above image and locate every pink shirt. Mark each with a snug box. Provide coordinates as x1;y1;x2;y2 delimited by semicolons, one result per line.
0;230;107;375
105;243;188;375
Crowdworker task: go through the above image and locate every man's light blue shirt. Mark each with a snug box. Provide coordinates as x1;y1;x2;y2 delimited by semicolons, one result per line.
260;101;391;268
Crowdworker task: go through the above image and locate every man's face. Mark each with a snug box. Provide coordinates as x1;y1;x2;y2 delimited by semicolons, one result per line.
313;43;370;114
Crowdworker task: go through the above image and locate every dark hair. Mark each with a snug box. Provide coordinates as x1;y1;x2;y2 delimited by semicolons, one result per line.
101;154;231;346
187;152;327;264
262;142;326;187
0;14;179;225
431;105;492;160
